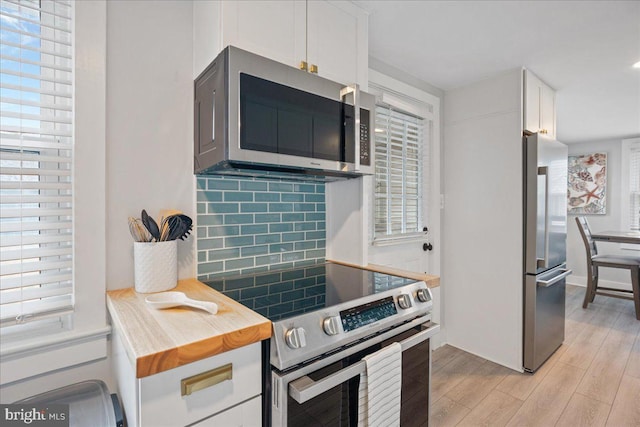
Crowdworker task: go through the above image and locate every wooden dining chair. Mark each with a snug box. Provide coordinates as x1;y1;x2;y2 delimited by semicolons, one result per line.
575;217;640;320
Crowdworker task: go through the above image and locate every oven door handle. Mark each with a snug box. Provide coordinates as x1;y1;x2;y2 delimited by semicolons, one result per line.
288;322;440;404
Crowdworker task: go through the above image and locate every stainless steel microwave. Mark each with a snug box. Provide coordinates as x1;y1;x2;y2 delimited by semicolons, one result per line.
194;46;375;180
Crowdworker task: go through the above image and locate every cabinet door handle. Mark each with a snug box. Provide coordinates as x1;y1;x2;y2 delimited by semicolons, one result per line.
309;64;318;74
181;363;233;396
299;61;308;71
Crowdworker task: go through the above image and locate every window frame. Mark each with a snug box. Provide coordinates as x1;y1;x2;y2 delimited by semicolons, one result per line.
372;102;426;241
368;81;436;246
621;137;640;252
1;0;75;328
0;0;109;386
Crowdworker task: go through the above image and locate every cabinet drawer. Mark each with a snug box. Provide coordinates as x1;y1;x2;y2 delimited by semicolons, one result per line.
138;342;261;427
192;396;261;427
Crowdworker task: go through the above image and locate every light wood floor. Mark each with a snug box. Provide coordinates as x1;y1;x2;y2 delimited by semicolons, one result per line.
430;284;640;427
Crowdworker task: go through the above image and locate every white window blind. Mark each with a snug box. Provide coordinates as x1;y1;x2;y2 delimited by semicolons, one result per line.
629;143;640;231
374;105;425;238
0;0;74;327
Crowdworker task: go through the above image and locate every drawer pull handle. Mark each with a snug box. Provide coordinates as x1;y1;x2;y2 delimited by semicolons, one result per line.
181;363;232;396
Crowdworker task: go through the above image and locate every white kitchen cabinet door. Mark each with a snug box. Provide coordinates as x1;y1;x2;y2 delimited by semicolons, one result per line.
306;0;368;87
221;1;306;70
524;69;542;134
192;396;261;427
540;82;556;138
221;0;367;87
523;69;556;138
136;343;261;427
114;336;262;427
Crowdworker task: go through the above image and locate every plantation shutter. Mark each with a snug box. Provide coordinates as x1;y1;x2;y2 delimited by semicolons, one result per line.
0;0;74;327
629;143;640;231
374;105;424;238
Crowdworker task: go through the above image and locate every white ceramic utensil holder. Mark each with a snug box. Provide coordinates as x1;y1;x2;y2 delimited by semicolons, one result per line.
134;240;177;293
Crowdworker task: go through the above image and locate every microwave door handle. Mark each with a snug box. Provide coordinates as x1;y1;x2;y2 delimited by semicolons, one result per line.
288;322;440;404
340;84;360;171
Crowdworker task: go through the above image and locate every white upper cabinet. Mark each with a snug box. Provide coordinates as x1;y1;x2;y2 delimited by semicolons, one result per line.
221;1;307;72
194;1;368;86
523;69;556;138
305;1;368;87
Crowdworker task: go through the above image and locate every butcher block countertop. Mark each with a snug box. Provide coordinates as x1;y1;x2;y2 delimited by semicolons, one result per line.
107;278;271;378
328;260;440;288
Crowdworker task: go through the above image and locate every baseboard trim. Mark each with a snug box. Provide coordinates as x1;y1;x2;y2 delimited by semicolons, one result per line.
567;276;632;291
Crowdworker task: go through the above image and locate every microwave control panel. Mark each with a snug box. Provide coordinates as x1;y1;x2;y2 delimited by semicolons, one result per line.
360;109;371;166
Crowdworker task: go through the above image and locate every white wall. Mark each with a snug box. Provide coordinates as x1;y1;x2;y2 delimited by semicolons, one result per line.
1;0;196;403
1;0;113;401
443;69;524;371
566;139;630;288
106;0;195;290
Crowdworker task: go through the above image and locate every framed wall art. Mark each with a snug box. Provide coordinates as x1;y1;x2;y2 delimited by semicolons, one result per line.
567;152;607;214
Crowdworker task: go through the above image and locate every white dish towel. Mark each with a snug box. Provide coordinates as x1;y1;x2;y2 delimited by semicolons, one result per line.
357;342;402;427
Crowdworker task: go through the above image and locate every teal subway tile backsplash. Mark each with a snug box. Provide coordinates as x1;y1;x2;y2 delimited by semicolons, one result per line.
270;223;293;233
240;181;268;191
224;192;253;202
282;213;305;222
224;214;254;224
256;234;281;244
197;176;325;279
208;180;239;191
255;192;280;202
255;213;280;223
241;224;268;234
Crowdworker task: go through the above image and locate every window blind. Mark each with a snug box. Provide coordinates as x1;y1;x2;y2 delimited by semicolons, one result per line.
374;105;425;238
629;143;640;231
0;0;74;327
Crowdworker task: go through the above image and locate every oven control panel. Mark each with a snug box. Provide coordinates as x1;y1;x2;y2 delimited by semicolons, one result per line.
340;296;398;332
271;281;433;371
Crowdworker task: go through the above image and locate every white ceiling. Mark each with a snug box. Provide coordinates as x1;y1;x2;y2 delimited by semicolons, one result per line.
355;0;640;143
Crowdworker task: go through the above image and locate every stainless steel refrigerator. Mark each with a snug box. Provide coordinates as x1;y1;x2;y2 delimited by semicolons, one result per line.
523;133;571;372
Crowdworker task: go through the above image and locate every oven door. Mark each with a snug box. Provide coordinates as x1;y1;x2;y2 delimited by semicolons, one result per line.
271;320;440;427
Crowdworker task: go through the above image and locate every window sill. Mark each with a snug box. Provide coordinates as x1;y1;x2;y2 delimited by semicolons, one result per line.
0;325;111;386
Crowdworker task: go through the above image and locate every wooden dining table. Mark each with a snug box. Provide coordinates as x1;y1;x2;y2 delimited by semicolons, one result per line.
590;230;640;245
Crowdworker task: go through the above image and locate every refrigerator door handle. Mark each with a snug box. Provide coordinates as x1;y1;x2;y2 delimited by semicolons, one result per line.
537;269;572;288
537;166;550;269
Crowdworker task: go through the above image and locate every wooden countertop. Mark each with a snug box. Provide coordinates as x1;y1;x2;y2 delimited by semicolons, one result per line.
107;278;271;378
328;260;440;288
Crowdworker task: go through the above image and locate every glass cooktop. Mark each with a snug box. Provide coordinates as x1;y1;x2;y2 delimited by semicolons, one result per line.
202;262;416;321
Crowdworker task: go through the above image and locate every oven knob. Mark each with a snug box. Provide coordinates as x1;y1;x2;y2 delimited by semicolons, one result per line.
397;294;412;309
284;327;307;349
416;288;431;303
323;316;341;336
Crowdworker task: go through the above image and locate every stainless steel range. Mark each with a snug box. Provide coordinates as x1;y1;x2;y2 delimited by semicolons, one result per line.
204;262;440;427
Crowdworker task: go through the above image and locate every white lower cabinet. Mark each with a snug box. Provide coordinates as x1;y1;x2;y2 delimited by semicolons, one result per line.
113;330;262;427
192;396;261;427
